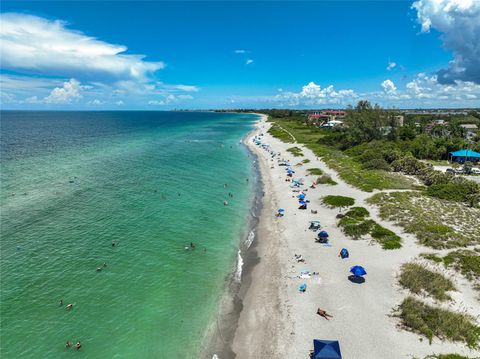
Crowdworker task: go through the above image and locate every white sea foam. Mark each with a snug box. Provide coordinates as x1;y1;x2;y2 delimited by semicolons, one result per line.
245;230;255;249
234;250;243;282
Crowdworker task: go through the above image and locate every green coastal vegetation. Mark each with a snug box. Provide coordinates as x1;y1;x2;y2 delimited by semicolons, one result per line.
399;263;455;301
337;207;402;249
261;104;480;204
421;250;480;290
287;146;303;157
307;168;337;185
322;195;354;208
367;191;480;249
316;174;337;185
423;355;475;359
255;106;480;348
307;167;324;175
397;297;480;348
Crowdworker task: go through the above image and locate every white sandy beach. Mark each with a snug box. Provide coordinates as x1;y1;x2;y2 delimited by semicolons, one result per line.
231;114;480;359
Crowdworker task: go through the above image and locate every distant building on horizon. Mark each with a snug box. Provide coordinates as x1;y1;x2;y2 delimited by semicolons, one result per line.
307;110;346;127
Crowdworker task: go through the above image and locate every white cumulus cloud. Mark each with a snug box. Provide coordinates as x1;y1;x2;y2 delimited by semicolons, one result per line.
413;0;480;84
381;79;397;94
0;13;164;82
274;82;358;106
44;79;83;104
246;59;254;65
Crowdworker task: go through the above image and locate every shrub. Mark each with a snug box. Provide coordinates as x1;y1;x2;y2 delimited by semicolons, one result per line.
424;355;474;359
339;217;374;238
302;159;310;164
391;154;427;175
424;354;473;359
426;182;479;203
362;158;391;171
316;175;337;185
443;250;480;281
397;297;480;348
287;146;303;157
370;223;402;249
322;195;355;208
420;253;443;263
344;207;370;220
307;168;323;175
399;263;455;301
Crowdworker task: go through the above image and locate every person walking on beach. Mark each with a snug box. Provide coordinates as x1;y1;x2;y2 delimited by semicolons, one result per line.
317;308;333;320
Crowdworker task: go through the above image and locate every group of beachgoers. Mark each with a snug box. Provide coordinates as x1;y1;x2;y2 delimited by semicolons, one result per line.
253;133;343;324
59;240;117;351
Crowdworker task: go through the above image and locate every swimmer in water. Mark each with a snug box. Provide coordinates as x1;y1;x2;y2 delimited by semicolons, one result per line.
223;200;228;206
111;241;116;247
75;341;81;350
59;299;64;306
96;267;102;272
65;341;71;348
66;304;74;310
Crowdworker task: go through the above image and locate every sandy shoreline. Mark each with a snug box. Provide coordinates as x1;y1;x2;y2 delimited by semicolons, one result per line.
227;114;480;359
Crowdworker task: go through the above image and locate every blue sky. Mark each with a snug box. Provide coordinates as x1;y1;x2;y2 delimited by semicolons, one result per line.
1;1;479;109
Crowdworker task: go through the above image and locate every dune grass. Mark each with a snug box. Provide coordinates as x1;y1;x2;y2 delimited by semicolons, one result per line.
370;223;402;249
336;207;402;249
267;117;415;191
397;297;480;348
423;354;475;359
399;263;455;301
422;250;480;290
316;175;337;186
322;195;354;208
338;217;375;238
286;146;303;157
267;123;295;143
307;167;324;175
367;191;480;249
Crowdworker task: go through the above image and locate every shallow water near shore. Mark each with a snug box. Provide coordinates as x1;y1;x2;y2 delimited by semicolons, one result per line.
0;111;257;358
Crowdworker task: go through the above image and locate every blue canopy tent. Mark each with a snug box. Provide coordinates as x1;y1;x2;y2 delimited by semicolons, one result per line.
312;339;342;359
449;149;480;163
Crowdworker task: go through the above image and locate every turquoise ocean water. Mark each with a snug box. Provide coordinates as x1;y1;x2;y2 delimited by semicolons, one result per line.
0;111;257;358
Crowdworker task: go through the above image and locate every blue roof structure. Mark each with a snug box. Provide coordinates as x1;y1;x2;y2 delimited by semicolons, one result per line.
450;150;480;158
313;340;342;359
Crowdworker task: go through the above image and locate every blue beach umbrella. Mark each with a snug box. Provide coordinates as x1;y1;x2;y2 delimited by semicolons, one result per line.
318;230;329;238
298;193;305;199
350;265;367;277
277;208;285;213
